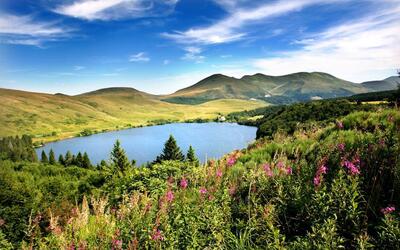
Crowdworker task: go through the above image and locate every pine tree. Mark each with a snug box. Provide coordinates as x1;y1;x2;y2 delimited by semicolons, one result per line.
154;135;184;163
58;154;65;165
76;152;83;167
41;150;48;163
65;151;73;166
110;140;131;172
186;145;199;165
49;149;56;164
82;152;91;169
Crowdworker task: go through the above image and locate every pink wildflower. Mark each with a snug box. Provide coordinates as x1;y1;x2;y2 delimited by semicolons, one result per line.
379;138;385;146
277;161;285;169
111;239;123;250
199;187;208;194
336;121;344;129
314;164;328;187
166;190;174;202
286;167;293;175
180;178;188;189
208;194;214;201
337;143;345;152
227;156;236;167
151;229;164;241
263;164;273;177
313;176;321;187
216;169;223;178
381;206;396;215
342;160;360;175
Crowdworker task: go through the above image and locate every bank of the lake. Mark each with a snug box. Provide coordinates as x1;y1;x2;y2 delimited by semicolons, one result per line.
36;122;257;166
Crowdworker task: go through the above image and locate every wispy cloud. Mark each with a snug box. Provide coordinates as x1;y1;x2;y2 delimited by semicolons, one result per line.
162;0;339;45
252;3;400;82
53;0;179;21
163;59;170;65
181;47;205;63
129;52;150;62
0;14;72;46
74;65;85;71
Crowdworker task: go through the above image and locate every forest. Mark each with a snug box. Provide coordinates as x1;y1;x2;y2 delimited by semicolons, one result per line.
0;92;399;249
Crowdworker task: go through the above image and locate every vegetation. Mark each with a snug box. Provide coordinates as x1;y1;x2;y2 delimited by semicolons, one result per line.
0;92;399;249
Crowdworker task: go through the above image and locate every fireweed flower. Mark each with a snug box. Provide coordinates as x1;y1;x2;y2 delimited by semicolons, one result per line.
180;178;188;189
381;206;396;215
314;164;328;187
263;163;273;177
342;158;360;176
286;167;293;175
111;239;123;250
336;121;344;129
277;161;285;169
199;187;208;194
151;229;164;241
166;191;174;202
227;156;236;167
216;169;223;178
337;143;345;152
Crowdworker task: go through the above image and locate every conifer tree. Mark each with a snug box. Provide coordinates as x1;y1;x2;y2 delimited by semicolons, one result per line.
154;135;184;163
110;140;131;172
82;152;91;169
49;149;56;165
76;152;83;167
58;154;65;165
65;151;73;166
41;150;48;163
186;145;199;165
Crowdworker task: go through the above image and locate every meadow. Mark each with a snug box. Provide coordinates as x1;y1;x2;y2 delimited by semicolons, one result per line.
0;96;399;249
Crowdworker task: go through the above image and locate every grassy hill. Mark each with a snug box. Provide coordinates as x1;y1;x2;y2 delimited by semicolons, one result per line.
361;76;400;92
162;72;371;105
0;88;265;142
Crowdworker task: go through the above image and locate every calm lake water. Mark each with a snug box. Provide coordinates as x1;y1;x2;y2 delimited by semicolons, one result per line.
36;123;257;165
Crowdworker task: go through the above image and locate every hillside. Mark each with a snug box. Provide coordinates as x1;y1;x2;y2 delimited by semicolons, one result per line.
162;72;371;104
361;76;400;92
0;88;265;142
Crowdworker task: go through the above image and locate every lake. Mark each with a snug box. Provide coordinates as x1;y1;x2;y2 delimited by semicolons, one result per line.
36;123;257;165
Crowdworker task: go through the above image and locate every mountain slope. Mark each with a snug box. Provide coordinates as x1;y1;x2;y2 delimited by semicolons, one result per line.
162;72;369;104
361;76;400;92
0;88;265;141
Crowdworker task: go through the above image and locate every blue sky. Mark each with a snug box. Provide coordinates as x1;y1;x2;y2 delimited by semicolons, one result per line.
0;0;399;95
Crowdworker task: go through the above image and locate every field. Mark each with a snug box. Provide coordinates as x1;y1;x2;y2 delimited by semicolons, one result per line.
0;88;266;143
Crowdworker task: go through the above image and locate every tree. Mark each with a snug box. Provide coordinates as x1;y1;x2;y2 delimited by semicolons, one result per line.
58;154;65;165
64;151;73;166
76;152;83;167
154;135;184;164
186;145;199;165
41;150;48;163
110;140;131;172
49;149;56;165
82;152;91;169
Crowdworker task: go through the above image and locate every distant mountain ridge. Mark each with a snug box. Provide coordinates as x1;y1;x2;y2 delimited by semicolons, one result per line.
163;72;397;105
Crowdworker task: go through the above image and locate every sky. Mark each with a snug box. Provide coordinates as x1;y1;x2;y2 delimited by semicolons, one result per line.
0;0;399;95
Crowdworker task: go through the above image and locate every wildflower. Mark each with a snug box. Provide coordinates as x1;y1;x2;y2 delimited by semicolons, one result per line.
314;164;328;187
342;160;360;175
381;206;396;215
227;156;236;167
208;194;214;201
216;169;223;178
277;161;285;169
378;138;385;146
336;121;344;129
263;163;273;177
151;229;164;241
337;143;345;152
199;187;207;194
166;191;174;202
313;176;321;187
111;239;123;250
180;178;188;189
286;167;293;175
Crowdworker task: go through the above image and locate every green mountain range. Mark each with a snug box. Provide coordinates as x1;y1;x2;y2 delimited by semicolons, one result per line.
163;72;398;105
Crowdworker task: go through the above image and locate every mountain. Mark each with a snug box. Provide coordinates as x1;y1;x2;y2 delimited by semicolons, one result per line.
361;76;400;92
0;87;264;141
162;72;370;105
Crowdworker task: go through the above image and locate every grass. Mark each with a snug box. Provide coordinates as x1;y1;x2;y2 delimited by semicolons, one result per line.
0;88;266;143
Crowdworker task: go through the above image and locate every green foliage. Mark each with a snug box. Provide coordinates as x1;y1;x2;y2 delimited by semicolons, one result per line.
0;135;37;162
40;150;48;163
154;135;184;163
110;140;131;173
186;145;199;165
48;149;56;165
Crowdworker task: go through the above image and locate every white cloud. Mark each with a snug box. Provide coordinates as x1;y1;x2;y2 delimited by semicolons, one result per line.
0;14;71;46
162;0;341;45
53;0;179;21
129;52;150;62
252;4;400;82
163;59;170;65
181;47;205;63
